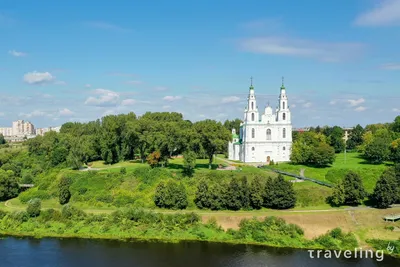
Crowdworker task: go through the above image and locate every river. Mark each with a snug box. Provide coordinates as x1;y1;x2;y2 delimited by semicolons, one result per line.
0;237;399;267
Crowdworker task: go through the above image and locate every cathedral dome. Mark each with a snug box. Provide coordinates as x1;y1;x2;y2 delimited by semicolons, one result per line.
265;106;273;115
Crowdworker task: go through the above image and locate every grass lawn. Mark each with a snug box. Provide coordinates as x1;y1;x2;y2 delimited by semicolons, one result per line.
272;152;389;192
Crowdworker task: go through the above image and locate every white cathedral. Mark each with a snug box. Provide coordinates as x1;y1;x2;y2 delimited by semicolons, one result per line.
228;78;293;163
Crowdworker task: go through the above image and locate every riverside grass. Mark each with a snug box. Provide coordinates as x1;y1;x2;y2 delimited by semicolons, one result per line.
0;207;359;252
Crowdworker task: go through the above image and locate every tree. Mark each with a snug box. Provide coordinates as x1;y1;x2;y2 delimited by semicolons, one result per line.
154;182;167;208
329;183;345;206
341;171;366;206
0;134;5;145
154;181;188;209
309;142;335;167
347;124;364;150
226;177;242;210
240;176;250;209
194;120;231;169
371;169;399;208
147;151;161;168
183;151;197;176
364;137;391;164
21;173;33;184
263;176;274;208
250;176;264;209
58;176;72;205
26;198;41;217
390;139;400;163
268;175;296;209
0;170;19;201
327;126;345;153
223;119;242;135
194;179;211;209
391;116;400;133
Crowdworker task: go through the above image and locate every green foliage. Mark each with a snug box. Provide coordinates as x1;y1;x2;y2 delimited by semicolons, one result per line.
183;151;197;176
364;136;391;164
290;132;335;167
226;177;242;210
154;181;188;209
329;171;366;206
327;126;345;153
0;169;19;201
314;228;358;250
249;176;264;209
0;134;5;145
19;188;51;203
21;172;34;184
58;176;72;205
390;138;400;163
371;168;399;208
8;210;29;222
347;124;364;150
147;151;161;168
26;198;41;217
120;167;127;175
265;175;296;209
194;179;211;209
61;204;87;220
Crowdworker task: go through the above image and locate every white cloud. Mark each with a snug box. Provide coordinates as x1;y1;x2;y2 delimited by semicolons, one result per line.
347;98;365;107
222;96;241;103
59;108;74;116
85;21;131;32
380;63;400;70
8;50;27;57
355;106;367;112
19;110;48;118
329;100;337;105
23;71;55;85
125;80;142;85
85;89;120;106
163;95;182;102
303;102;312;108
393;108;400;112
239;36;363;62
121;99;137;106
85;84;91;88
290;104;297;108
354;0;400;26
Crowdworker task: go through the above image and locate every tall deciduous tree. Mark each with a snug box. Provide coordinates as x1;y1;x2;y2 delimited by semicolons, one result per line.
194;120;231;169
0;169;19;201
226;177;242;210
341;171;366;206
58;176;72;205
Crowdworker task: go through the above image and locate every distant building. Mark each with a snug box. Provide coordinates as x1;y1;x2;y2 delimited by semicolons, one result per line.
0;120;60;141
36;126;61;136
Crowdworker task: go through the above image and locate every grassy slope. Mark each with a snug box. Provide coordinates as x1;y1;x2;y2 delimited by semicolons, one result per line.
272;152;388;192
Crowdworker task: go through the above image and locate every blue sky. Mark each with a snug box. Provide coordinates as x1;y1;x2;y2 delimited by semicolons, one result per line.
0;0;399;128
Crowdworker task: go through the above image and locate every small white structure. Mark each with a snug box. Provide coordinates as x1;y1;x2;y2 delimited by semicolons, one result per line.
228;78;293;163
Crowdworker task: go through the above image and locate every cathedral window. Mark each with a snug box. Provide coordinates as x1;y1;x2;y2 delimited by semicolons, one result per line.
251;113;255;121
252;128;255;138
283;128;286;138
283;102;285;109
266;129;271;140
283;146;286;151
252;147;255;151
251;102;254;110
283;113;286;120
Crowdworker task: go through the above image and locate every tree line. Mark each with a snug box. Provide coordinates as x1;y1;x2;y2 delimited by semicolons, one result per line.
26;112;231;170
194;174;296;210
290;116;400;167
328;164;400;208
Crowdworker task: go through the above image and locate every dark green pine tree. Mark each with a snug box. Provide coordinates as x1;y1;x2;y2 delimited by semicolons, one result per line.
269;175;296;209
173;183;188;210
58;176;72;205
209;183;227;211
194;179;211;209
372;169;399;208
342;171;366;206
250;176;264;209
240;176;251;210
263;176;274;208
226;177;242;210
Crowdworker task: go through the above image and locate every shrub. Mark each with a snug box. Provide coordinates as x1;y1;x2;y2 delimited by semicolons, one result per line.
19;188;51;203
26;198;41;217
9;210;29;222
120;167;127;175
61;204;86;220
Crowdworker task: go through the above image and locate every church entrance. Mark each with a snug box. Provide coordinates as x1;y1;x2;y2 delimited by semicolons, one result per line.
266;156;271;164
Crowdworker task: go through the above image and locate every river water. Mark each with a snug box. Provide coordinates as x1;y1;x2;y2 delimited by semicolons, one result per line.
0;237;399;267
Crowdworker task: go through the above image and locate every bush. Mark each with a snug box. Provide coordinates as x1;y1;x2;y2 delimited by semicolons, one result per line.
61;204;86;220
39;208;62;221
26;198;41;217
120;167;127;175
19;188;51;203
9;210;29;222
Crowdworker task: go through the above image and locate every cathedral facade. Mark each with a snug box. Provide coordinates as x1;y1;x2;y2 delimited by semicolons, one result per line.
228;79;293;163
